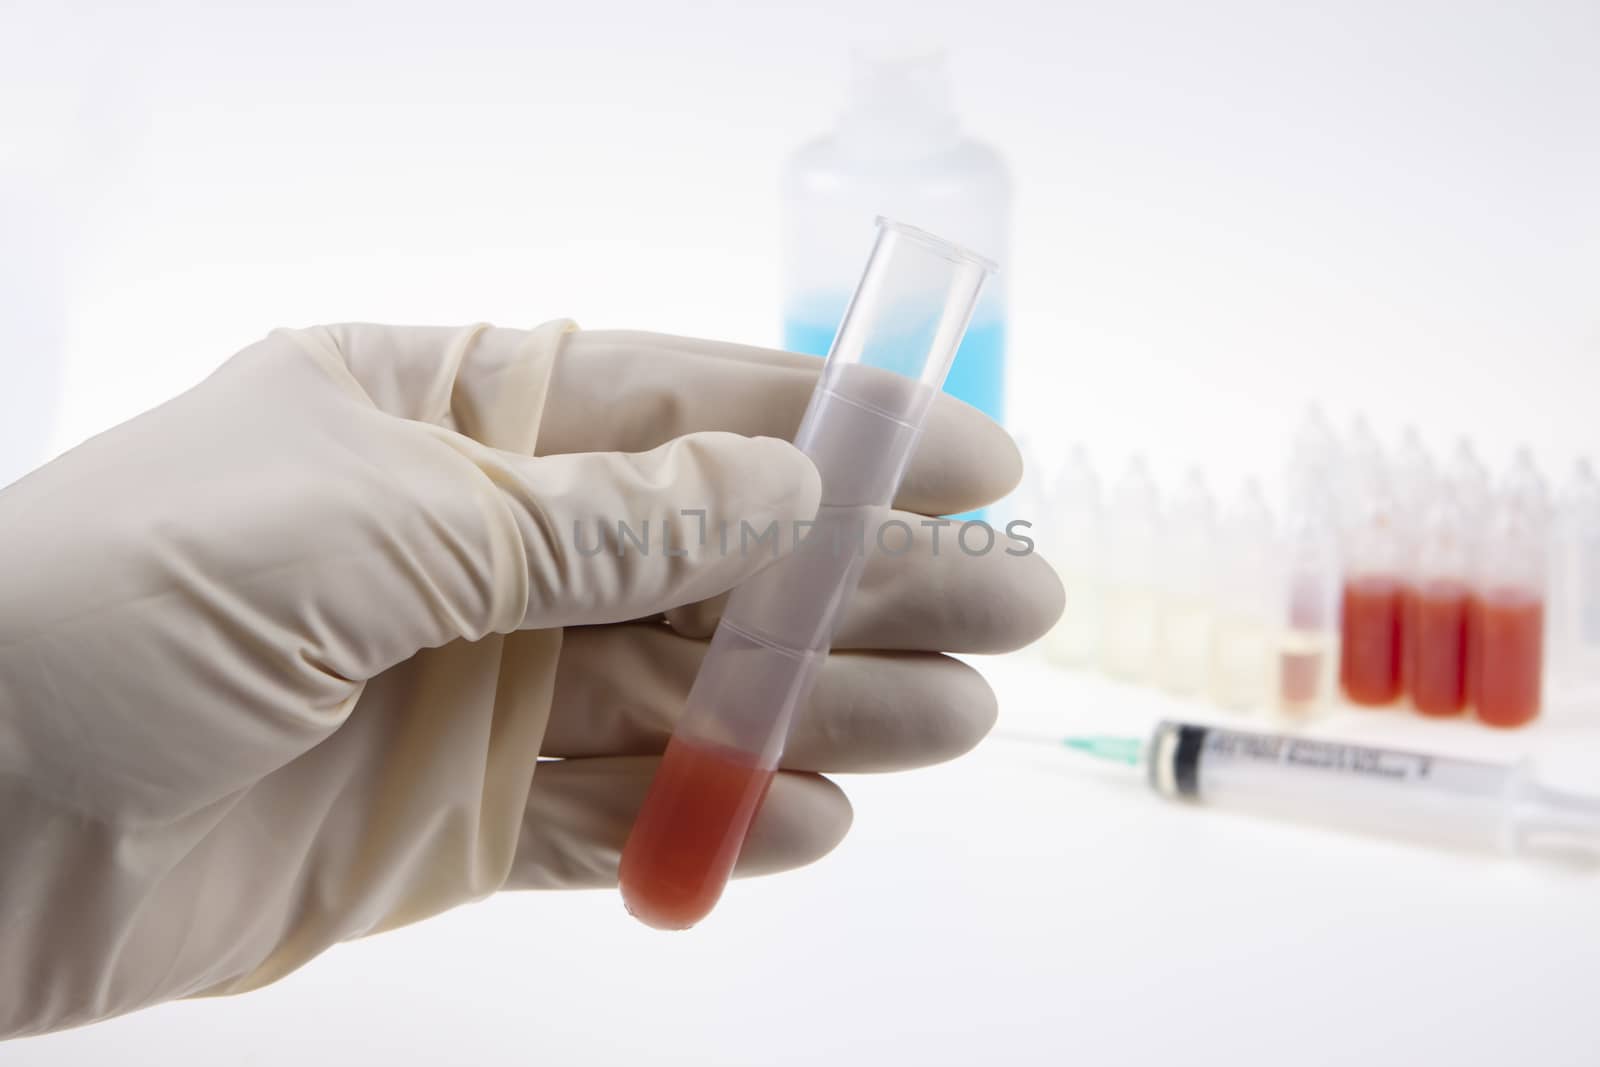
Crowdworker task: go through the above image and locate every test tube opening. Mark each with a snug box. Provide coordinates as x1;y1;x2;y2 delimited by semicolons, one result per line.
822;217;997;398
872;216;999;272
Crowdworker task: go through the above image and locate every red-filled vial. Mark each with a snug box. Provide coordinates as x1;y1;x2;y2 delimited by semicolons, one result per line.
1389;428;1439;703
1471;590;1545;729
1465;451;1550;729
1406;580;1471;716
1338;460;1407;708
619;736;777;930
1341;575;1405;705
1275;467;1341;719
1402;487;1475;716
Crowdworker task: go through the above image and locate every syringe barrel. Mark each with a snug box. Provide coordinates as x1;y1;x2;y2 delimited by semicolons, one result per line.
619;219;996;929
1148;721;1514;852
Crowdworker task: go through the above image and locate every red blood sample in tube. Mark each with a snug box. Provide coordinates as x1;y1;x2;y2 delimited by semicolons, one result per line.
1340;576;1405;705
1471;590;1545;729
619;736;777;931
1406;580;1470;716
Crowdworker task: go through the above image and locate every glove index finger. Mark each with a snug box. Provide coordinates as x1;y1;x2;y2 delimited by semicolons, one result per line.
541;331;1021;517
473;431;824;631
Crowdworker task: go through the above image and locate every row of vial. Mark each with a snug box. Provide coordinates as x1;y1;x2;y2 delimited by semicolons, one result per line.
1028;413;1600;728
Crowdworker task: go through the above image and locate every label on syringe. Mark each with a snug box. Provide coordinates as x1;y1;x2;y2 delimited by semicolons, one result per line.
1157;722;1503;801
1203;729;1432;783
1154;722;1517;849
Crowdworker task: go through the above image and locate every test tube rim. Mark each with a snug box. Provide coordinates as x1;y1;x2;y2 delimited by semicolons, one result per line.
873;215;999;274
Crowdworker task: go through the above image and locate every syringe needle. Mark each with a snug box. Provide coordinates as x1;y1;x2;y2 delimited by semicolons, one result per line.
989;731;1146;765
1061;735;1145;766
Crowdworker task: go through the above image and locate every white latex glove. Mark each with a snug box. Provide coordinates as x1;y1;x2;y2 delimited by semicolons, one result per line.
0;322;1061;1038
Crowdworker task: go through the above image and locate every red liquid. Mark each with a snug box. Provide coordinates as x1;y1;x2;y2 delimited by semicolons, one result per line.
1470;590;1544;729
1464;593;1481;710
1398;585;1419;697
619;736;776;930
1340;576;1405;706
1279;648;1324;711
1406;581;1470;717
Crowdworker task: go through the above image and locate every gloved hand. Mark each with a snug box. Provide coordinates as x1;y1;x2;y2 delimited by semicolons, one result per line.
0;322;1062;1038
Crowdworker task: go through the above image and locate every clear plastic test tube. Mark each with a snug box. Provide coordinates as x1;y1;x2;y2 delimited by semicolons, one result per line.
618;218;997;930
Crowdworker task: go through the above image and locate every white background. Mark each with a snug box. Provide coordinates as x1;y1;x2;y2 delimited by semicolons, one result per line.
4;0;1599;1063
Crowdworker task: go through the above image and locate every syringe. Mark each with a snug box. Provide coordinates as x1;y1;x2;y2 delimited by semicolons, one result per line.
1062;721;1600;862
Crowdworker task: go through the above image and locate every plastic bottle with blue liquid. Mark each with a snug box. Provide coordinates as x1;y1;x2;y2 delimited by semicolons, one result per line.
781;50;1010;438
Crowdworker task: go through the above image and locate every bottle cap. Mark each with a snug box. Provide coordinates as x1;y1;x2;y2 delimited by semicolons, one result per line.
838;50;961;159
1446;437;1492;527
1502;446;1551;524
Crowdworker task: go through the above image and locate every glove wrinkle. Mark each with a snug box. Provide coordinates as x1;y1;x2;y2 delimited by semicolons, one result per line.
433;322;490;429
271;325;378;410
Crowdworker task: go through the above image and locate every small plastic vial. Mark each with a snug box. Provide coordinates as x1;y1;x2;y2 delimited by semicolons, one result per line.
1275;470;1341;720
1469;453;1550;729
1157;469;1217;696
1209;480;1278;712
1040;445;1104;669
1339;436;1406;708
1405;492;1474;717
1098;456;1162;682
1549;460;1600;710
1388;427;1437;701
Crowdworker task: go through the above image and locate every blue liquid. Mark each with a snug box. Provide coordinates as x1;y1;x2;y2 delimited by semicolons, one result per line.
785;316;1004;519
783;318;1006;427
